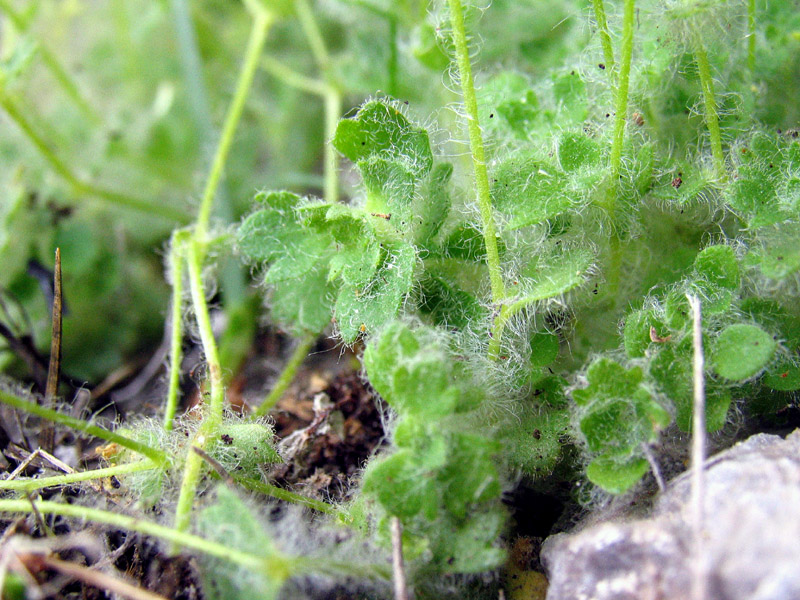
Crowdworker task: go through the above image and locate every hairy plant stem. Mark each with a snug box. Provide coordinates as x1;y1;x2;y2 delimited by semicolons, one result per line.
692;29;727;182
232;473;339;515
0;90;190;223
0;460;158;493
604;0;635;215
446;0;506;312
0;499;287;573
171;10;272;535
253;333;316;418
164;231;190;431
591;0;615;73
194;10;273;243
0;389;167;464
747;0;756;72
0;0;101;126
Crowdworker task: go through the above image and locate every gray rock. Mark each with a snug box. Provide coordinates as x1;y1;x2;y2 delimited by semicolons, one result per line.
542;430;800;600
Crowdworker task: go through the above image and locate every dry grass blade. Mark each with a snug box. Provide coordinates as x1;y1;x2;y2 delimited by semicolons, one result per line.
40;248;62;453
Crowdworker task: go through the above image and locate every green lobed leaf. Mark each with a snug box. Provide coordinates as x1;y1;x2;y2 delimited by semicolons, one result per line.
713;323;777;381
557;131;602;172
491;152;572;228
334;241;416;342
237;191;332;283
520;245;594;301
270;264;336;334
650;342;731;432
623;309;668;358
586;456;650;495
693;244;740;289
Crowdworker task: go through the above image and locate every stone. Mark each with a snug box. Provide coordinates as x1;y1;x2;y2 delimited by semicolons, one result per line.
542;430;800;600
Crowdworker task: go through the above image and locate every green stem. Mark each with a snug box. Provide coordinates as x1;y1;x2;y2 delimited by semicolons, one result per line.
0;460;157;493
294;0;331;74
173;434;205;536
747;0;756;73
261;58;329;96
195;11;273;242
0;90;189;222
232;473;339;515
388;16;399;96
446;0;505;308
186;240;225;431
692;29;726;181
0;389;167;465
163;232;189;431
324;88;342;205
605;0;635;214
0;499;283;573
293;0;341;205
591;0;615;73
253;333;316;418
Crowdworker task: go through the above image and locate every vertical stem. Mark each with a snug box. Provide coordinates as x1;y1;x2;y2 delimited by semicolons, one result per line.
173;431;206;537
253;333;316;418
324;89;342;205
686;294;707;600
692;30;726;182
388;17;399;96
391;517;409;600
747;0;756;73
605;0;635;214
446;0;505;306
163;233;188;431
186;240;224;430
294;0;331;74
294;0;340;206
195;11;273;242
591;0;615;73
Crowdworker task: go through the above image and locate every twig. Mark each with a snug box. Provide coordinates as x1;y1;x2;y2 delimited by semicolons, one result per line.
391;517;409;600
41;248;63;453
20;553;169;600
686;293;707;600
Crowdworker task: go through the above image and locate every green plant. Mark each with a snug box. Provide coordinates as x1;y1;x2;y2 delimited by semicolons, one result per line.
1;0;799;598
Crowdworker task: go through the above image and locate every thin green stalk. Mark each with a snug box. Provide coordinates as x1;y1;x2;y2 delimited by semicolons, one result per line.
172;237;227;535
324;88;342;205
0;0;101;125
163;232;190;431
0;91;190;223
692;28;726;181
232;473;339;515
170;0;248;310
0;499;279;573
591;0;615;73
186;240;224;430
605;0;635;214
388;16;399;96
0;389;167;465
293;0;341;206
261;58;329;96
294;0;331;75
173;434;206;536
446;0;505;307
253;333;316;418
0;499;388;581
195;11;273;242
0;460;157;493
747;0;756;73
